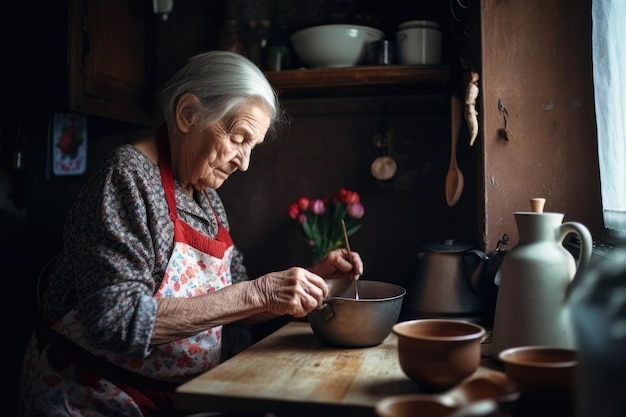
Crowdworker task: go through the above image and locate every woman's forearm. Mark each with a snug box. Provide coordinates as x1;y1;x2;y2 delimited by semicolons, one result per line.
151;280;267;345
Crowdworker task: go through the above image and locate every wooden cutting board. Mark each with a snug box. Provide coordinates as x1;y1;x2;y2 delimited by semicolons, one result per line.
175;320;420;417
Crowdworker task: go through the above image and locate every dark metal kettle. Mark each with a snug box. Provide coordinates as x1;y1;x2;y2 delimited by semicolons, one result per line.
406;239;488;320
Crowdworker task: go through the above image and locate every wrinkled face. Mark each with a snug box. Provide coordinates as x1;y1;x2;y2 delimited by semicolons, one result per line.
177;102;271;191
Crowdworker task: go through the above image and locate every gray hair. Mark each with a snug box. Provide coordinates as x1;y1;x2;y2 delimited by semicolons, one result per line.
157;50;286;139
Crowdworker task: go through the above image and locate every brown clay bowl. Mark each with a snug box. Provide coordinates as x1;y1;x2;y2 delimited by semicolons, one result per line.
375;367;520;417
375;394;458;417
392;319;486;390
498;346;578;392
376;398;499;417
498;346;577;416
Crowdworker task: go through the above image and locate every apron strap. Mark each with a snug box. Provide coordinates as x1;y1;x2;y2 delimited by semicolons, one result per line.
156;126;233;257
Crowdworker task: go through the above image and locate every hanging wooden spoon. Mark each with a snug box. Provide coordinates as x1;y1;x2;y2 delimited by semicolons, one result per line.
445;94;464;206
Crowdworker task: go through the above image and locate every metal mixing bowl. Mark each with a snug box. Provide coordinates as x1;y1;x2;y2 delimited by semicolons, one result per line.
308;279;406;348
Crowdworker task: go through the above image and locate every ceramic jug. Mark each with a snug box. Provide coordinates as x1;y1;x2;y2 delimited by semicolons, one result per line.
491;198;592;357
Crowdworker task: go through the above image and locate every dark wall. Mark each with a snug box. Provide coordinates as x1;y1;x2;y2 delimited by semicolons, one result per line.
219;95;477;285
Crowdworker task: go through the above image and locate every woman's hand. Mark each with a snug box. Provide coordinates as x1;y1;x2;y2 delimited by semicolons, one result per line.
252;267;330;318
247;249;364;319
309;248;363;281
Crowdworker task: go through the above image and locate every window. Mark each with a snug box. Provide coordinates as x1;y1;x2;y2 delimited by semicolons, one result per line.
592;0;626;241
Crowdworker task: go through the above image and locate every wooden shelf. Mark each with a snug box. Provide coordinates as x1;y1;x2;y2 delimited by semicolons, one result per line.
265;65;451;97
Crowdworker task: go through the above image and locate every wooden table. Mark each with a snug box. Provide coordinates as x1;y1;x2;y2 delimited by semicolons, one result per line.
175;320;422;417
175;320;512;417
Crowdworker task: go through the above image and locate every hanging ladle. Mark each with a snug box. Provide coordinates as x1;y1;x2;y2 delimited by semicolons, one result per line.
445;94;464;206
371;113;397;181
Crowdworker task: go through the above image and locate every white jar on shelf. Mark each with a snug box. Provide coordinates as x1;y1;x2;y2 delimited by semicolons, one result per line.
396;20;442;65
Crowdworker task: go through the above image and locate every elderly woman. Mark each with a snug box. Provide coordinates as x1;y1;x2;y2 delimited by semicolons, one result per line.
18;51;363;417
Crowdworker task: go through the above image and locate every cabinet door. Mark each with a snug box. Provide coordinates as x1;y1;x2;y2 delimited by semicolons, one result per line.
68;0;155;126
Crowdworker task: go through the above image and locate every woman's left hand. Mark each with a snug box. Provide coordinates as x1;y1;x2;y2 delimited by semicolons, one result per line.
309;249;363;281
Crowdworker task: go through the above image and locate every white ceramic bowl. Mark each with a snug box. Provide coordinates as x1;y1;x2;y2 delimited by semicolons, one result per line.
290;24;385;68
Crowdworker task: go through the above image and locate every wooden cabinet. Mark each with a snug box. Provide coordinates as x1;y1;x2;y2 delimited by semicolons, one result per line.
6;0;156;124
67;0;155;126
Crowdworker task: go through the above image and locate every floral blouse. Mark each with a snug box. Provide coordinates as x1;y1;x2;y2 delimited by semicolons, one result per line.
40;144;249;359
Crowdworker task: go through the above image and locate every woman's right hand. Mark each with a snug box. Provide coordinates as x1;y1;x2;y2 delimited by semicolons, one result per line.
252;267;329;318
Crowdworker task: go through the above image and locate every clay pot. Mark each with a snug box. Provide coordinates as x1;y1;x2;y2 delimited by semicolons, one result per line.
375;367;520;417
393;319;486;390
498;346;578;417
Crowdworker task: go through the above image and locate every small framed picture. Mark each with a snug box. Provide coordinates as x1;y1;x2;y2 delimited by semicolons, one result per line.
51;113;88;176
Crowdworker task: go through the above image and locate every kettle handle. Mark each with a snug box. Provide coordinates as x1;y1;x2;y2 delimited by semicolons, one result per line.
466;249;487;259
559;221;593;297
466;249;488;293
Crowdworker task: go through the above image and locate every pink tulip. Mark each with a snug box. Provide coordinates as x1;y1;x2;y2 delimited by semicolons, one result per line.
298;213;307;224
348;202;364;219
310;199;326;215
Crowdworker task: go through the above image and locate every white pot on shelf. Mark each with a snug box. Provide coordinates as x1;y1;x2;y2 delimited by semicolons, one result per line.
396;20;442;65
